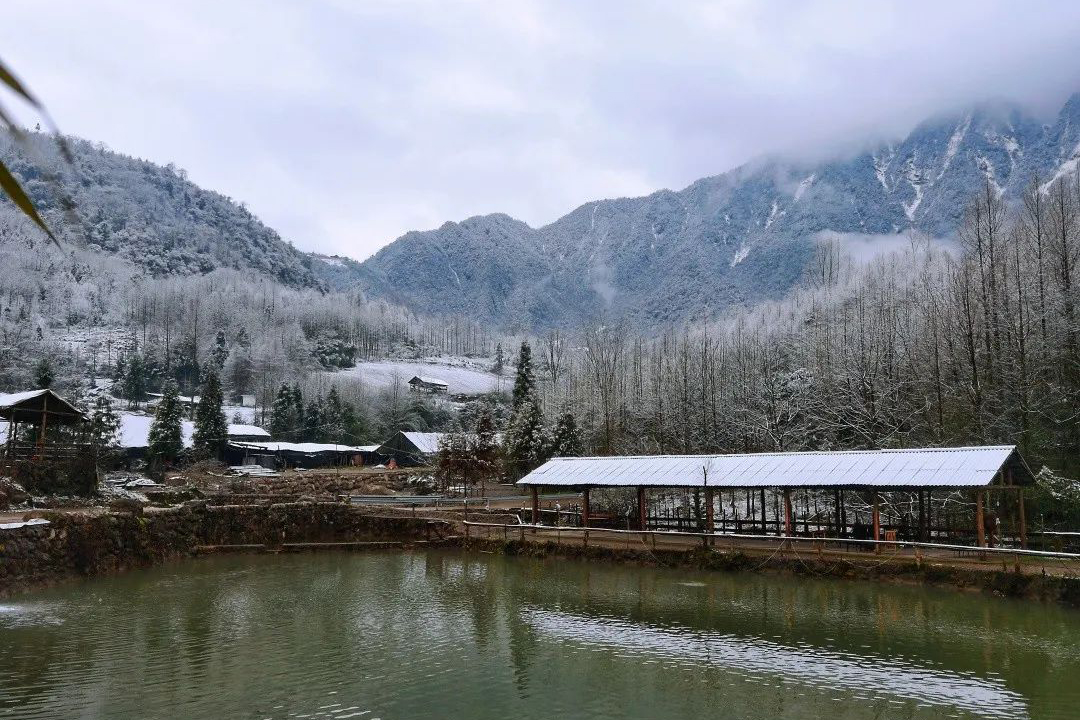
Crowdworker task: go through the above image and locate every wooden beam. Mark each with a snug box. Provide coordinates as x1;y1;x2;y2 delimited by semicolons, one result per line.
872;494;881;554
582;487;591;528
704;488;715;534
783;489;793;537
530;486;539;525
637;486;647;531
759;488;767;534
976;489;986;548
1018;487;1027;549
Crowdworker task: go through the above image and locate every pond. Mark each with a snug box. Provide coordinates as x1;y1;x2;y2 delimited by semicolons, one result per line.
1;551;1078;719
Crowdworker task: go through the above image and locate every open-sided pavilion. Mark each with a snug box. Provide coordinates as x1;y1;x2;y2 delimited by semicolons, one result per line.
517;445;1034;549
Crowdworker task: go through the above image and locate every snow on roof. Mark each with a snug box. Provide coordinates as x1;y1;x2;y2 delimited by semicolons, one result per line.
401;431;445;454
119;412;195;449
518;446;1027;489
119;414;270;448
0;389;50;408
409;376;449;386
231;441;370;454
227;424;270;438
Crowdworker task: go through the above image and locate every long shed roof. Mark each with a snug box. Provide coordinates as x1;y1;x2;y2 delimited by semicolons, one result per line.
517;446;1030;489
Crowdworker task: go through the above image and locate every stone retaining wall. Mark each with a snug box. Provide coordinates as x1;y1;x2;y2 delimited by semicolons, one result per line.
0;502;453;597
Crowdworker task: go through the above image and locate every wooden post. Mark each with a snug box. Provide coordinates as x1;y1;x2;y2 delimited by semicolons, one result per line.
833;489;842;538
1018;488;1027;550
872;494;881;554
976;489;986;548
704;488;715;534
582;487;590;528
39;392;48;460
759;488;766;534
918;490;926;542
530;486;539;525
637;486;647;531
783;489;793;538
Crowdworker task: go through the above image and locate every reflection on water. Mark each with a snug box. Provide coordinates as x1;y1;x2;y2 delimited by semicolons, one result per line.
523;607;1027;719
0;550;1078;720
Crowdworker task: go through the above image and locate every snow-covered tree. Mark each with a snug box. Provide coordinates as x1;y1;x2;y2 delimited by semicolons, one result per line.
550;411;583;457
193;368;228;458
148;379;183;467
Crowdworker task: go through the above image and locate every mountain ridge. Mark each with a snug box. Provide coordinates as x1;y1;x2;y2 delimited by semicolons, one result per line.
339;92;1080;330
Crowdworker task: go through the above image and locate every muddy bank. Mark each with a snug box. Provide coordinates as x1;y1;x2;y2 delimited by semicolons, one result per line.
0;502;454;597
465;536;1080;607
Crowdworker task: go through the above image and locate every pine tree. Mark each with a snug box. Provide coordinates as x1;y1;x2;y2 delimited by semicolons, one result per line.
493;343;505;376
210;329;229;369
85;389;121;459
470;409;501;493
33;357;54;389
504;400;550;479
550;411;584;457
193;368;228;458
270;383;293;439
291;384;304;441
341;401;365;444
148;379;184;467
121;354;148;408
511;341;536;410
304;397;324;443
324;387;344;443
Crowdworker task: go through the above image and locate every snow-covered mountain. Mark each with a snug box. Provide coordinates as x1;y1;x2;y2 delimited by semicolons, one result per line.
351;92;1080;330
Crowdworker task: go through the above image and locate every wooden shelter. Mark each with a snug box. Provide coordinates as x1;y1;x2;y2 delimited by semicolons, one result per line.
517;446;1035;549
0;389;87;462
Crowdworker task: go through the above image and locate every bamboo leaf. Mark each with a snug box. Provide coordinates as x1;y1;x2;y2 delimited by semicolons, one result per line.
0;56;42;109
0;158;58;245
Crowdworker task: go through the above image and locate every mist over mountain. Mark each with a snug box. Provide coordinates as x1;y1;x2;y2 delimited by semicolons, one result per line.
348;92;1080;331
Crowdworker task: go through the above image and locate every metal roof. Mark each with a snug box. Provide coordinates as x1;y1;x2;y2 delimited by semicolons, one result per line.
517;446;1029;489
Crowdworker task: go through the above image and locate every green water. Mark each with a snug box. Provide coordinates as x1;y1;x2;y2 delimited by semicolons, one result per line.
1;552;1078;720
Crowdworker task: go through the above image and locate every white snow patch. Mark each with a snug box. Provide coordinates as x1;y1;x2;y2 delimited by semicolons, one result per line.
938;113;971;179
317;256;346;268
0;518;50;530
334;359;500;395
730;242;751;267
903;159;925;221
794;173;816;202
977;155;1005;197
764;200;784;229
872;149;893;191
1040;140;1080;194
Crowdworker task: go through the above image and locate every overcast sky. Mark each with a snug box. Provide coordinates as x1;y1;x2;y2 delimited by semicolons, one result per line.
4;1;1080;260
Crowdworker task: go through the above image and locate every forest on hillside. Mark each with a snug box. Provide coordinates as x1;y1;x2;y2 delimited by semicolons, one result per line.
522;171;1080;481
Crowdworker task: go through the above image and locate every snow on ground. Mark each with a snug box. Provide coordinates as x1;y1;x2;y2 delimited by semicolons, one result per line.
333;357;504;395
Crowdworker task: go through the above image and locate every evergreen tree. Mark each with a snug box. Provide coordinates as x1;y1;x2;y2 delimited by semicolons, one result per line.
303;397;324;443
291;383;304;441
270;383;293;439
33;357;54;388
121;353;148;408
324;387;344;443
550;411;584;457
210;329;229;369
503;400;550;479
511;341;536;410
493;343;505;376
148;379;184;467
470;408;502;493
193;368;228;458
341;401;368;444
85;389;121;459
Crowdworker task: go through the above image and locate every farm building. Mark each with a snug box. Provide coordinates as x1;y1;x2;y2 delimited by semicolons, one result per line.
118;413;271;458
377;431;445;466
517;445;1034;549
408;376;449;393
226;441;382;469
